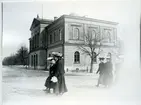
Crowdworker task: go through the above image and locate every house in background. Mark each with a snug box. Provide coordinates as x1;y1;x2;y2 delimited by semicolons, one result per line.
29;14;118;72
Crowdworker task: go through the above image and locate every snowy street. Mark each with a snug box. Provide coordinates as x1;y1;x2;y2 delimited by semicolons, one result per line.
2;66;140;105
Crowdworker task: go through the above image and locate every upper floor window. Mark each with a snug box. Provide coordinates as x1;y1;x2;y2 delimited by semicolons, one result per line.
74;51;80;63
59;29;62;41
107;32;111;42
50;34;52;44
54;31;57;42
73;28;79;40
51;33;54;43
92;30;96;39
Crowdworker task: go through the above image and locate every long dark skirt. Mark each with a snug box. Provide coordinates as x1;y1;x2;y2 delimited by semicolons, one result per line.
45;76;56;89
58;75;68;94
103;73;113;86
98;73;105;85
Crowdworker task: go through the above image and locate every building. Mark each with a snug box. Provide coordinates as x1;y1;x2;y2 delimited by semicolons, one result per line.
29;14;118;72
29;16;53;70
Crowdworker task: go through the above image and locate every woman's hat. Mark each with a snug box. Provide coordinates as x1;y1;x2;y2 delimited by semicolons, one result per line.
52;52;62;57
99;57;104;60
47;57;53;61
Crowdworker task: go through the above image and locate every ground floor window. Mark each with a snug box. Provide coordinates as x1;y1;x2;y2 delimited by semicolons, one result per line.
31;55;33;66
74;51;80;63
35;54;38;66
31;54;38;67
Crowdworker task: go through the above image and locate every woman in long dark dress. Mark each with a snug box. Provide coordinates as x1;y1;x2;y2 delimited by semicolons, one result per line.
44;59;57;93
103;58;113;87
96;58;105;87
52;52;68;95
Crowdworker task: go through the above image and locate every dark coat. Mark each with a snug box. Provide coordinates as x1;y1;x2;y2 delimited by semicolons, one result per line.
103;61;113;86
55;58;67;94
96;62;105;74
44;64;57;89
105;61;113;74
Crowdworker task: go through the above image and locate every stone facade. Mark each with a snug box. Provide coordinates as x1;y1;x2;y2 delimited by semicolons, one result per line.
29;17;52;70
29;15;118;71
63;15;117;71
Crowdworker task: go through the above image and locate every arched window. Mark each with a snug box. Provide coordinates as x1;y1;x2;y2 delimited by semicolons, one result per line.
73;28;79;40
74;51;80;63
92;30;96;39
107;32;111;42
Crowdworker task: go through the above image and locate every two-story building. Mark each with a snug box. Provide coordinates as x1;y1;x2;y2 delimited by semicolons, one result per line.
29;14;118;72
29;16;53;70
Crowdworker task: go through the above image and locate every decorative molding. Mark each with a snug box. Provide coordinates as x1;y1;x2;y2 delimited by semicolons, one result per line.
71;24;82;27
64;15;118;25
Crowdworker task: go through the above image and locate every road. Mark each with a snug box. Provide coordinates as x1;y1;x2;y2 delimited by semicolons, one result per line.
2;66;140;105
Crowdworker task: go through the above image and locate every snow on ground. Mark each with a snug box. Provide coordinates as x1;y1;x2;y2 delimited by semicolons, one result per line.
2;66;141;105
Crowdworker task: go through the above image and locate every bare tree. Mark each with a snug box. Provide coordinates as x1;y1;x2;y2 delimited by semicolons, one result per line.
77;31;108;73
2;45;29;68
16;45;29;67
2;54;17;66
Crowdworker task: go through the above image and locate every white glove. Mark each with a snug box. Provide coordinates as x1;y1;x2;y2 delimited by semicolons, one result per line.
51;76;58;83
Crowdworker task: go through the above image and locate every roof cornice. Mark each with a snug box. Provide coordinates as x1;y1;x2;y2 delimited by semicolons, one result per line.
63;15;118;25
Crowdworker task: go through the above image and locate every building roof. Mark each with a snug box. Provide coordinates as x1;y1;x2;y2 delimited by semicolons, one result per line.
30;18;53;31
36;18;53;24
30;14;118;31
46;14;118;29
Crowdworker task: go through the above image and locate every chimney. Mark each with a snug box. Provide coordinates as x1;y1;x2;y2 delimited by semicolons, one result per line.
54;17;58;21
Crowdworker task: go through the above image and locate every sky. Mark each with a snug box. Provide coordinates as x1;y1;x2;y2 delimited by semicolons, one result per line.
2;0;140;59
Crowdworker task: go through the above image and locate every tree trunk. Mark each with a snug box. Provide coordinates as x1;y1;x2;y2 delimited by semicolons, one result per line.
90;58;93;73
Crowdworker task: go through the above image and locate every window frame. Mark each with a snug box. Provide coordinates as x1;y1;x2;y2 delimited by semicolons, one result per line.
73;28;79;40
74;51;80;64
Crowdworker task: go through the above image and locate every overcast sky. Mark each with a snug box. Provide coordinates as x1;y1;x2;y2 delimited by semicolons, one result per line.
2;0;140;58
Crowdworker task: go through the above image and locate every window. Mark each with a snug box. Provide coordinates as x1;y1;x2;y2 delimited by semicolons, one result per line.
59;29;62;41
34;55;36;66
92;30;96;39
107;32;111;42
74;51;80;63
52;33;54;43
56;30;59;42
50;34;52;44
35;54;38;66
54;32;56;42
73;28;79;40
31;55;33;66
